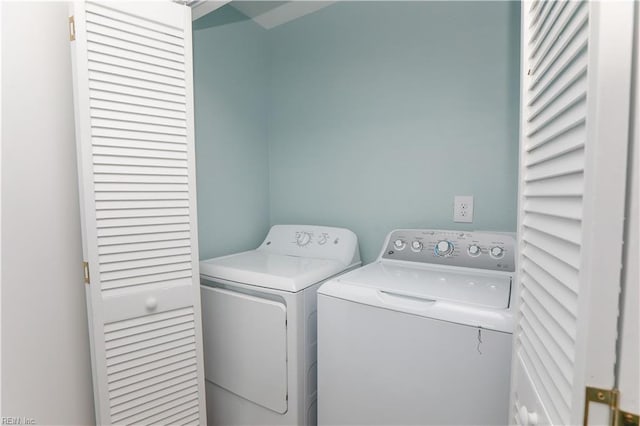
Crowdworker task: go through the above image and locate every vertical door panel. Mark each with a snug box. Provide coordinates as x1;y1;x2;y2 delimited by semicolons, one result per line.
69;2;206;424
617;4;640;416
512;1;633;425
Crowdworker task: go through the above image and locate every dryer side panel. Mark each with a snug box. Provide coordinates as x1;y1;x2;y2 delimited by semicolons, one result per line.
201;285;288;414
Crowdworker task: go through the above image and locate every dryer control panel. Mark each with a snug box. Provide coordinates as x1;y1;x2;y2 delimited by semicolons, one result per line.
257;224;361;266
381;229;515;272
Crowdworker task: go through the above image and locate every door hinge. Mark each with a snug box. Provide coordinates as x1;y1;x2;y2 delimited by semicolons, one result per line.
584;386;639;426
83;261;90;285
68;15;75;41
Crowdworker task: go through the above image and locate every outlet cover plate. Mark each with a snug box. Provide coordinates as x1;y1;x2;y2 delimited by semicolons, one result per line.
454;195;474;223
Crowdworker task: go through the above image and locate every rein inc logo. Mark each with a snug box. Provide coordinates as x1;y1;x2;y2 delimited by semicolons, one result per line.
1;418;35;425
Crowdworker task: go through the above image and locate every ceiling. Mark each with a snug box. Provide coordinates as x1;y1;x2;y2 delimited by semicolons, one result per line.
229;1;288;19
190;0;335;29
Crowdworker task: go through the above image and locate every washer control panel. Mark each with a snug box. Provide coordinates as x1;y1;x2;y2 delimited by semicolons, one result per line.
382;229;515;272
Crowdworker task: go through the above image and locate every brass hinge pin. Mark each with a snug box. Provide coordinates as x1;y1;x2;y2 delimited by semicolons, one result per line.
69;15;76;41
83;261;90;285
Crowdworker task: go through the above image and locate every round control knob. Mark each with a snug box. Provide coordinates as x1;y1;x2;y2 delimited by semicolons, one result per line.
435;240;454;256
490;246;504;258
296;232;312;247
468;244;481;257
393;239;406;251
411;240;423;252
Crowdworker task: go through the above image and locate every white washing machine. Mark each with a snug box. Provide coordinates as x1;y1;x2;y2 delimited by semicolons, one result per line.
199;225;361;426
318;229;515;426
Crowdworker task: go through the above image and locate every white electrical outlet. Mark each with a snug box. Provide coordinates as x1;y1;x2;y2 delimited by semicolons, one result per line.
454;195;474;223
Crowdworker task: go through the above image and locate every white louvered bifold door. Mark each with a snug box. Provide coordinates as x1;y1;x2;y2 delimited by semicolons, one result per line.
511;2;634;426
69;2;207;424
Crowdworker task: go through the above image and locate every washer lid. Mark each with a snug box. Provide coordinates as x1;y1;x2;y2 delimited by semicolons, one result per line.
200;250;348;292
318;262;514;333
329;261;512;309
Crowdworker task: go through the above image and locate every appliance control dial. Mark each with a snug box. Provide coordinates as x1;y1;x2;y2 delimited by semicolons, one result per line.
318;233;329;245
435;240;454;256
467;244;481;257
411;240;423;252
296;232;312;247
393;239;407;251
490;246;504;258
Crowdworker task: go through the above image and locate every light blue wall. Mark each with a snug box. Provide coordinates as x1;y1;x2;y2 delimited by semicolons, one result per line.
267;1;521;263
194;2;520;263
193;6;271;259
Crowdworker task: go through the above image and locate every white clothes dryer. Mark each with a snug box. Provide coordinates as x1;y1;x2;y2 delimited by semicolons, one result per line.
199;225;360;426
317;229;515;426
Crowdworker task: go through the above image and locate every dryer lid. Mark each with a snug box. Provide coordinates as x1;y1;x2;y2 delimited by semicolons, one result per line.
330;261;512;309
200;250;349;292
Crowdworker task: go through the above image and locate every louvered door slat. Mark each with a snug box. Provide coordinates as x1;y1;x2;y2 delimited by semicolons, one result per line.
531;2;559;50
108;347;196;384
529;0;546;29
91;109;187;129
513;2;633;425
107;335;196;367
85;11;183;47
523;214;581;244
111;379;199;421
98;218;188;233
94;143;188;157
113;391;199;425
529;3;587;83
519;314;572;397
523;172;583;198
100;255;193;273
525;147;584;182
99;242;189;257
85;31;185;64
86;21;185;56
521;303;574;368
517;4;587;414
108;332;196;363
528;44;587;110
523;196;582;220
522;244;579;294
517;348;559;424
85;3;184;38
528;70;587;124
518;321;570;423
94;155;188;169
109;365;197;400
110;376;198;417
97;222;191;236
521;272;577;341
70;1;205;424
529;2;583;75
95;192;190;202
91;100;187;121
529;2;565;59
87;41;186;73
90;80;186;106
90;88;187;112
525;125;584;167
139;400;201;426
108;358;196;391
88;57;186;87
